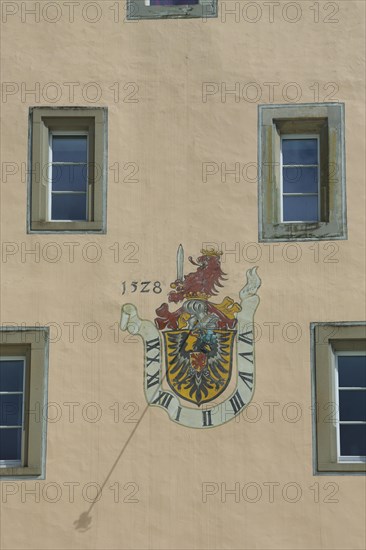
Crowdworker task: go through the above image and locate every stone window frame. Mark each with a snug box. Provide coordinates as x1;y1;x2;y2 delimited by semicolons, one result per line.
0;328;49;480
126;0;217;20
28;107;108;234
258;103;347;241
311;322;366;475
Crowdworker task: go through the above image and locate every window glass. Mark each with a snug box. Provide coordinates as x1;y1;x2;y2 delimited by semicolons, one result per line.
0;360;24;391
0;358;25;464
283;167;318;194
52;165;88;192
52;136;87;163
339;391;366;421
339;425;366;457
337;353;366;459
338;355;366;386
283;196;319;222
282;136;319;223
51;194;87;221
51;134;88;222
0;394;23;425
0;429;22;461
282;138;318;165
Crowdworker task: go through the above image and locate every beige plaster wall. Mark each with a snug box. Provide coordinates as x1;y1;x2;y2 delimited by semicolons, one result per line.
0;1;365;548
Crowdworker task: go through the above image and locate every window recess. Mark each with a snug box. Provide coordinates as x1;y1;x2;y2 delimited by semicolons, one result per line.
28;107;107;233
258;103;346;241
312;322;366;474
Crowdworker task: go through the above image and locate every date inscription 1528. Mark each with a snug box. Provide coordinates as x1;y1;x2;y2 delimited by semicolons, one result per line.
121;281;163;295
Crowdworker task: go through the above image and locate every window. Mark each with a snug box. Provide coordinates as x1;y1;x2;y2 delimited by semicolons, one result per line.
312;322;366;474
28;107;107;233
281;135;320;222
258;103;346;241
49;132;89;222
335;353;366;461
0;357;26;468
127;0;217;19
0;328;49;479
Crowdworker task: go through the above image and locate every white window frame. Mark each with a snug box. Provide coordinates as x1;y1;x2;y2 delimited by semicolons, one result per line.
280;134;320;223
0;356;27;469
334;350;366;463
48;130;89;223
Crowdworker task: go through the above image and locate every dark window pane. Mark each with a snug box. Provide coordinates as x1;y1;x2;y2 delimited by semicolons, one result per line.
339;390;366;421
52;136;87;163
52;165;87;192
51;193;87;221
339;424;366;456
283;195;319;222
150;0;198;5
0;395;23;426
0;428;22;461
0;360;24;392
339;355;366;387
283;167;318;193
282;138;318;165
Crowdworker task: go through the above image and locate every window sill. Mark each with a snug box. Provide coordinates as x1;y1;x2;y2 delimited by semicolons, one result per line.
260;221;347;242
317;461;366;474
0;466;44;479
29;221;105;234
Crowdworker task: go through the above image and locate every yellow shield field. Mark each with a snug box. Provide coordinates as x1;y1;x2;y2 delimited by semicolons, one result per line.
163;329;236;406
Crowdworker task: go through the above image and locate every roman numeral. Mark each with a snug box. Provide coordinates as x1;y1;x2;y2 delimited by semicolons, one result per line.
229;390;245;415
152;391;174;410
202;410;213;427
239;351;253;363
175;406;182;422
146;354;160;367
146;338;160;368
238;330;253;346
239;371;254;390
146;370;160;388
146;338;160;353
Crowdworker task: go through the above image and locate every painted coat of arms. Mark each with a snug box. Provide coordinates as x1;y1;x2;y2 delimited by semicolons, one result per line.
120;246;261;428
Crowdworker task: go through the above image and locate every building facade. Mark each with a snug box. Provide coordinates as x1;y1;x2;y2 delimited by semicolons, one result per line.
0;1;365;548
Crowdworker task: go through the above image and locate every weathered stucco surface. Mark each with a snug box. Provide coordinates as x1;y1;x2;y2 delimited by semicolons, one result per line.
0;0;365;548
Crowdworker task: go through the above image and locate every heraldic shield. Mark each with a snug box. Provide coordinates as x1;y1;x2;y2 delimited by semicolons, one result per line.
120;245;261;429
164;328;236;406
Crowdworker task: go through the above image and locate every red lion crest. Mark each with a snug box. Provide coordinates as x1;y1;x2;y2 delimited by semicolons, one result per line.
168;252;226;304
155;250;238;331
